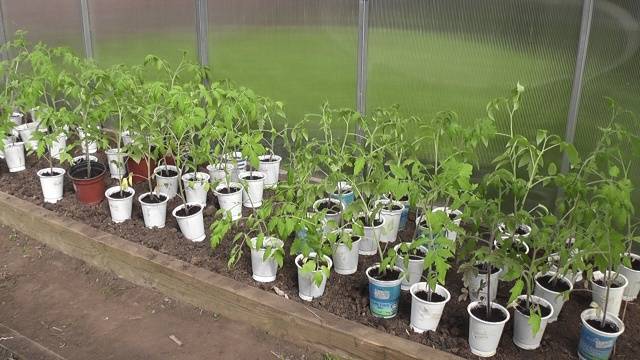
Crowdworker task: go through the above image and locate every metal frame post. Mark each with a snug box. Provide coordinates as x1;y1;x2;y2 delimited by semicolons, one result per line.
356;0;370;138
0;1;8;61
562;0;594;172
195;0;209;68
80;0;94;58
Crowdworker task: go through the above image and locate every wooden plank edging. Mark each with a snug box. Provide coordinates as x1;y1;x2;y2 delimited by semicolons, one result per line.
0;191;460;360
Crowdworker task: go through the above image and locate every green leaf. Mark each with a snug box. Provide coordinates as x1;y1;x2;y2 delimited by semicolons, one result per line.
508;279;524;305
547;162;557;176
353;157;365;176
609;165;620;177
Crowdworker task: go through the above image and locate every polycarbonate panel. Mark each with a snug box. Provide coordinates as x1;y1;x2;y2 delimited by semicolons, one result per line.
575;0;640;153
1;0;83;54
368;0;583;162
90;0;196;66
208;0;358;123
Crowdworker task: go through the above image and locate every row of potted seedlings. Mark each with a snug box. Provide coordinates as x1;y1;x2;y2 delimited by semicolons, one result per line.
1;36;638;359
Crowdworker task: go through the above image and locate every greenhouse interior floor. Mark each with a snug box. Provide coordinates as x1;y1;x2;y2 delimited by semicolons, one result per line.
0;225;325;360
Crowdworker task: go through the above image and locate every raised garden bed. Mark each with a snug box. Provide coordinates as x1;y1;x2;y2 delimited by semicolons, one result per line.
1;154;638;359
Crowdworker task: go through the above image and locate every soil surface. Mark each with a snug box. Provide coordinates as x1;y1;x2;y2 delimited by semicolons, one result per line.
2;154;640;359
585;319;619;334
537;275;571;292
415;291;446;303
470;305;508;323
0;225;323;360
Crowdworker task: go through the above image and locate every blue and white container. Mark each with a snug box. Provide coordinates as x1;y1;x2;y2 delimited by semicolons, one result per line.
365;265;404;318
578;308;624;360
331;181;355;207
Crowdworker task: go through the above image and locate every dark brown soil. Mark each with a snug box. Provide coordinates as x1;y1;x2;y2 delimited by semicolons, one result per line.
141;193;168;204
475;263;501;274
537;275;571;292
594;279;623;288
415;290;446;303
631;258;640;271
515;226;529;236
241;175;263;181
107;189;134;199
260;157;279;163
157;169;178;177
358;217;383;227
515;299;552;318
69;164;105;180
39;170;62;177
1;153;639;360
217;186;241;194
316;200;341;214
586;319;619;334
385;204;403;211
175;204;202;217
449;212;458;220
470;304;507;322
370;268;402;281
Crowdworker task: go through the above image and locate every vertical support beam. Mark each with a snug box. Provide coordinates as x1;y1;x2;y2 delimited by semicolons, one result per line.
194;0;209;68
80;0;94;58
356;0;370;138
561;0;594;172
0;0;8;61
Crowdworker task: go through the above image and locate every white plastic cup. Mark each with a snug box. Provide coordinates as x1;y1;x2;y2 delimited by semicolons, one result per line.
249;237;284;282
533;272;573;323
512;295;554;350
4;141;25;172
258;154;282;189
182;172;210;206
410;283;451;333
618;253;640;301
590;271;628;317
138;192;169;229
37;168;65;203
377;199;404;243
239;171;265;208
394;243;427;290
295;253;332;301
467;301;510;357
332;233;361;275
359;217;385;255
214;182;243;221
172;203;206;242
105;186;135;223
105;148;127;179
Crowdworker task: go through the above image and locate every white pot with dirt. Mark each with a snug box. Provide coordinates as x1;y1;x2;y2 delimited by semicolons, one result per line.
467;301;510;357
295;252;332;301
4;141;25;172
15;122;40;150
78;128;97;154
410;283;451;333
105;148;127;179
533;272;573;323
239;171;265;208
331;230;361;275
154;165;180;199
10;112;23;126
394;243;428;290
590;270;628;317
138;192;169;229
249;237;284;282
432;206;463;241
182;172;210;206
618;253;640;301
214;182;243;221
206;163;228;184
223;151;246;182
172;203;206;242
37;168;65;203
258;154;282;189
313;198;344;233
49;134;67;160
548;252;583;284
376;199;404;243
358;216;385;255
468;264;502;302
512;295;554;350
105;186;135;223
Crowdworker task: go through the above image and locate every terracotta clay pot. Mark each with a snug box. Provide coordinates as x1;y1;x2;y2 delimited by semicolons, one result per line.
126;157;156;185
68;161;107;205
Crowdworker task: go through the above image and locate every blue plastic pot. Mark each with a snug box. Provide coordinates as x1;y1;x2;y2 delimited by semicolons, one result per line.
331;182;354;207
578;309;624;360
365;265;404;318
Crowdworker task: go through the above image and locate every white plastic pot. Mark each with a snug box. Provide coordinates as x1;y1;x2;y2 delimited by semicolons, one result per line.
206;163;228;183
578;308;625;360
377;199;404;243
182;172;210;206
313;198;344;233
172;203;206;242
548;252;583;284
432;206;462;241
467;301;510;357
331;230;361;275
105;148;127;179
214;182;243;221
618;253;640;301
498;223;531;238
295;253;332;301
105;186;135;223
78;128;97;154
469;266;502;302
37;168;65;203
4;141;25;172
10;112;23;126
15;122;40;150
359;217;385;255
394;243;428;290
512;295;554;350
223;151;246;182
138;192;169;229
590;271;628;317
49;134;67;160
239;171;265;208
154;165;180;199
410;283;451;333
249;237;284;282
258;154;282;189
533;272;573;323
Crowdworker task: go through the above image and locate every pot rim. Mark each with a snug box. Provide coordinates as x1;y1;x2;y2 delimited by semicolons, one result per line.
171;202;204;219
394;242;428;263
36;167;66;178
214;181;243;195
181;171;210;183
365;264;404;286
238;171;266;181
258;154;282;162
248;236;284;251
513;294;554;320
621;253;640;273
105;148;126;155
154;165;180;178
497;223;531;237
137;191;169;205
534;271;574;294
105;186;135;200
68;161;106;182
590;271;628;290
410;282;451;305
580;308;625;337
357;214;385;229
313;197;344;213
294;252;333;272
376;199;405;215
467;301;510;325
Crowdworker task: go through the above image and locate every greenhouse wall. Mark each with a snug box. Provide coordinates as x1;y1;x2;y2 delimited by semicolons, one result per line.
1;0;639;159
